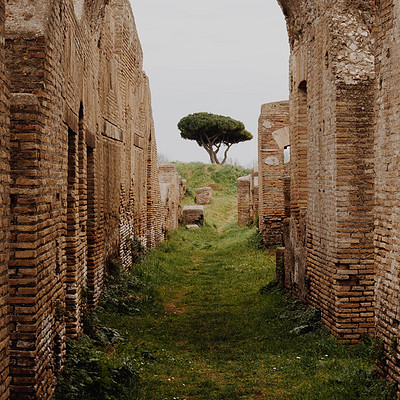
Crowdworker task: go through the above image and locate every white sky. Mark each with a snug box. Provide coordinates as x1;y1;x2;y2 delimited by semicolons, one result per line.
129;0;289;167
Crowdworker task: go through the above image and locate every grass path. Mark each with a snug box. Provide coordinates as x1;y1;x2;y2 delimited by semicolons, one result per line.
57;163;395;399
98;223;394;399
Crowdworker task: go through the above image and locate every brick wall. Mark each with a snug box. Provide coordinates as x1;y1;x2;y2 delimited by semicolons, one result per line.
251;166;259;224
237;168;258;226
2;0;164;397
0;0;9;398
257;101;289;245
237;175;251;226
277;0;375;342
159;163;183;233
374;0;400;387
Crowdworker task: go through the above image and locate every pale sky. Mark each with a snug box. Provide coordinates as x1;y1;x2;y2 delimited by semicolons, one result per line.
130;0;289;167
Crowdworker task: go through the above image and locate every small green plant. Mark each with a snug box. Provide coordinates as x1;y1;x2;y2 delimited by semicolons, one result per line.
247;228;268;250
100;262;161;315
185;186;195;200
130;237;146;264
55;336;140;400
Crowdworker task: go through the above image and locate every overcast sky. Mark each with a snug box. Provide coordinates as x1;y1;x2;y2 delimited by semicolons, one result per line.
130;0;289;167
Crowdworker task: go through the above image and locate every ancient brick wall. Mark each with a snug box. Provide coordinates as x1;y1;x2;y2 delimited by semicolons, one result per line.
277;0;375;342
0;0;9;398
374;0;400;387
258;101;289;245
3;0;163;398
237;168;259;226
251;166;259;224
237;175;251;226
159;163;183;233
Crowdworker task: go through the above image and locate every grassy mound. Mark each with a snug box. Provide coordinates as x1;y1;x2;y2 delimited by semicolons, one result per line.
175;162;250;228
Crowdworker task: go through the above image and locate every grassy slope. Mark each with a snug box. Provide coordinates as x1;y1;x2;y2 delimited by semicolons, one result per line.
174;162;250;228
56;162;396;400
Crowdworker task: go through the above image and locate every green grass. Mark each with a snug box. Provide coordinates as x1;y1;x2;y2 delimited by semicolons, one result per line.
175;162;250;228
56;162;396;400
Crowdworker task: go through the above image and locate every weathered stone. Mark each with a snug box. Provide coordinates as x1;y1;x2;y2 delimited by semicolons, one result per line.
237;168;258;226
159;164;184;233
182;206;205;225
196;187;212;205
237;175;251;226
186;224;199;230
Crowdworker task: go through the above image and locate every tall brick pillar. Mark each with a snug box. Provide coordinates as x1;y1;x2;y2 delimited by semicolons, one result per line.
258;101;289;245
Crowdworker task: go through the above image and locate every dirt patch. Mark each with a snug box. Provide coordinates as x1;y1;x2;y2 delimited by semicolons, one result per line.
208;183;221;191
165;302;186;314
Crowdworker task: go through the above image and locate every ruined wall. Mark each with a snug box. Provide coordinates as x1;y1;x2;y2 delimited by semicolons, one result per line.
3;0;162;398
237;175;251;226
251;166;259;224
237;168;258;226
159;163;183;233
374;0;400;386
0;1;9;398
277;0;375;342
258;101;289;245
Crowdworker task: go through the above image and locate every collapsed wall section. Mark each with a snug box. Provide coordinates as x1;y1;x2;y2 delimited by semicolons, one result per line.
258;101;289;244
277;0;375;342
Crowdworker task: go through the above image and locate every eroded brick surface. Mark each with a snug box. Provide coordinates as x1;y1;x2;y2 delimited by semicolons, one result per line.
257;101;289;244
0;1;9;398
159;163;184;233
196;187;212;205
237;168;258;226
374;0;400;387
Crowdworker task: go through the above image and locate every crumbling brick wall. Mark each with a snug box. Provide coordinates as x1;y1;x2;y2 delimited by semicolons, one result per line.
159;163;183;233
0;1;9;399
251;166;259;224
258;101;289;245
237;168;258;226
277;0;375;341
374;0;400;387
237;175;251;226
2;0;163;398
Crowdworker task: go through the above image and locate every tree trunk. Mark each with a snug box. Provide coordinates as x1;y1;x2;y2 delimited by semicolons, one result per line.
202;141;230;164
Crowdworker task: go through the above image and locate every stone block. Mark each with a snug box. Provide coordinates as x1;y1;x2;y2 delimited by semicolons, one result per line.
186;224;199;230
182;205;205;225
196;187;212;205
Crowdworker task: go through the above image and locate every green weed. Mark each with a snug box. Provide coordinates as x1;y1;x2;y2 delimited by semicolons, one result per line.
55;335;140;400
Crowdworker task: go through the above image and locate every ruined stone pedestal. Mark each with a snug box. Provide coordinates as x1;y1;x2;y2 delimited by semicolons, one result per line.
196;187;212;205
182;205;205;225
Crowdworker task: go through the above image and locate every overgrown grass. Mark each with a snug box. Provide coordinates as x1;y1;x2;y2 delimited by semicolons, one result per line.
56;162;396;399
